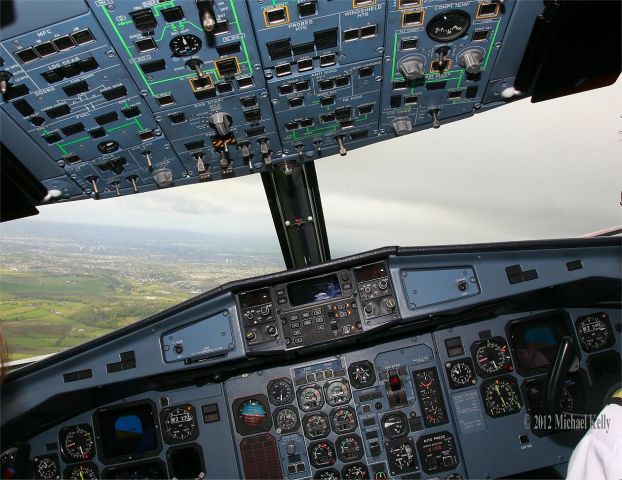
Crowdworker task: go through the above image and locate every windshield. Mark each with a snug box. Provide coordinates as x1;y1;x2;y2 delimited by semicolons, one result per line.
1;80;620;362
0;175;285;362
318;78;622;257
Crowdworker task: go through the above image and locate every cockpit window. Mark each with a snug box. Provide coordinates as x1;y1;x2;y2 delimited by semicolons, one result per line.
0;176;285;362
316;79;621;257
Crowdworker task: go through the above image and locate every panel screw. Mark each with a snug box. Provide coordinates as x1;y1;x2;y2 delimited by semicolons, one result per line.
106;4;115;10
254;64;262;70
56;161;65;167
140;90;148;96
376;47;384;54
12;40;20;46
375;76;382;82
105;50;115;58
385;56;392;63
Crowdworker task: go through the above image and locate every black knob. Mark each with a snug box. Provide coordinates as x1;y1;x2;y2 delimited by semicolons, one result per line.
266;325;278;337
260;305;270;316
364;304;374;315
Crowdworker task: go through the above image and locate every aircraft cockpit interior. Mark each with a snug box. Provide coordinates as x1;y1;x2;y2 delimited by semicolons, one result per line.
0;1;620;479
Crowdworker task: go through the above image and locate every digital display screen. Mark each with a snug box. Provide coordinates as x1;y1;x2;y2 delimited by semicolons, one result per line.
510;313;570;372
287;274;342;307
239;288;271;309
97;403;159;461
354;262;387;282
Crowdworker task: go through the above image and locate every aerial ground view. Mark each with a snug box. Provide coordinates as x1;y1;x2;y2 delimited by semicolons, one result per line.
0;221;283;361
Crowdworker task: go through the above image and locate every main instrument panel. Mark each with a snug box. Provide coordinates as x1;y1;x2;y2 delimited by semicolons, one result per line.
1;239;620;479
1;0;539;200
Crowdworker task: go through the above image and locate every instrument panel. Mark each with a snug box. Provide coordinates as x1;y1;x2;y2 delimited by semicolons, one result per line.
5;306;619;480
1;240;621;479
0;0;539;200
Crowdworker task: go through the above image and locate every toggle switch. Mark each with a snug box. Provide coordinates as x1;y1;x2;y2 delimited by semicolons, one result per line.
336;136;347;156
428;109;441;129
127;175;139;193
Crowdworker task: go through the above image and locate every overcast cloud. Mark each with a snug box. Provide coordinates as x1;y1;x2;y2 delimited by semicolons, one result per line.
8;78;621;257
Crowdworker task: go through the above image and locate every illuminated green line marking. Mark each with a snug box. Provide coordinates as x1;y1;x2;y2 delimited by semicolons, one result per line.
484;21;501;68
149;68;218;85
156;25;171;42
185;21;204;32
456;72;464;89
101;5;155;96
57;135;91;148
426;77;458;83
229;0;253;69
391;32;398;81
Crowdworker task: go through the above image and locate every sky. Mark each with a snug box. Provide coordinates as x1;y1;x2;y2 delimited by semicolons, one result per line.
4;78;621;258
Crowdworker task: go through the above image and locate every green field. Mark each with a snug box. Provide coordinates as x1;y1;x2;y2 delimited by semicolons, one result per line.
0;269;189;360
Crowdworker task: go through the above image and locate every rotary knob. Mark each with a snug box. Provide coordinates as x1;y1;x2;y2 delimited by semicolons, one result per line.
397;56;425;81
378;279;388;290
364;286;372;294
208;112;232;136
260;305;270;316
245;329;256;341
457;48;484;75
266;325;278;337
364;304;374;315
391;117;412;136
385;298;396;310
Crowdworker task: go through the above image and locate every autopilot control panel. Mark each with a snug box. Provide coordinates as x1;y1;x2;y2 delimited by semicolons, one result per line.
1;0;542;200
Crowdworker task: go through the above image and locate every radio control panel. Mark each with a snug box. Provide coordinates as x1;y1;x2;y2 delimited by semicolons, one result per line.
237;262;400;352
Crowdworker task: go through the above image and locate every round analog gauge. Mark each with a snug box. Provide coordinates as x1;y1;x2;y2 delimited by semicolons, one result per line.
336;434;363;462
423;404;445;425
63;462;99;480
482;376;523;418
348;361;376;389
308;441;336;469
426;10;471;43
298;385;325;412
381;412;409;439
238;399;268;426
274;406;299;434
59;424;95;462
576;313;614;352
267;378;295;406
162;404;198;443
324;380;352;406
446;359;476;388
342;463;369;480
330;406;358;434
303;413;330;439
33;456;59;479
314;468;341;480
169;34;202;57
473;338;513;376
